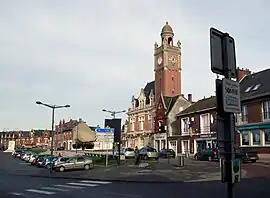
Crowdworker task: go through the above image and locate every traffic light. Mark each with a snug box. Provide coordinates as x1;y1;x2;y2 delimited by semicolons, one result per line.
232;158;241;184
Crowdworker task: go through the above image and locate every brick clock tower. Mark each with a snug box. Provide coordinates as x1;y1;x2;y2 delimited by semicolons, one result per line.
154;22;182;101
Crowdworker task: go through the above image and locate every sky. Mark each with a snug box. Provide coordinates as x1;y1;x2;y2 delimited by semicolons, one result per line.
1;0;270;130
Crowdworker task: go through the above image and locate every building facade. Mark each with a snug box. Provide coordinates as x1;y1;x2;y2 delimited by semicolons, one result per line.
236;68;270;153
0;129;50;150
176;96;217;155
125;22;183;149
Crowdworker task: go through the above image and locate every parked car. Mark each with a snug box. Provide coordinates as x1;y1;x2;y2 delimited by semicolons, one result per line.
54;156;93;172
194;148;219;161
159;149;176;158
138;147;159;160
235;148;259;163
121;148;135;158
53;157;71;168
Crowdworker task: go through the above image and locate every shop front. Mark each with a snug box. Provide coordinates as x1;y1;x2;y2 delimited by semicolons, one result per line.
154;133;167;151
193;133;217;154
237;122;270;153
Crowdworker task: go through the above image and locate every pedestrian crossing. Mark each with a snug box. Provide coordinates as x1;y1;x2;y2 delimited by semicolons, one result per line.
8;180;112;196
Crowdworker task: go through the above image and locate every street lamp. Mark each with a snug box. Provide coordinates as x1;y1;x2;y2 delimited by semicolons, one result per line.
35;101;70;158
102;109;126;119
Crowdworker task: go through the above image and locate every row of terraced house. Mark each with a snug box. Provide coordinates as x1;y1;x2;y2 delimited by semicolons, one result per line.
122;22;270;155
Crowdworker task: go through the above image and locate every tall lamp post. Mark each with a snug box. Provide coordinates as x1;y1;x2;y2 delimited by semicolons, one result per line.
102;109;126;165
102;109;126;119
36;101;70;157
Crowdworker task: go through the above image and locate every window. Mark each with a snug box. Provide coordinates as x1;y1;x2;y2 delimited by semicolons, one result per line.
181;118;189;135
264;129;270;145
77;157;85;162
139;119;144;130
148;115;152;130
262;101;270;120
245;86;252;92
253;84;261;91
241;131;249;145
200;114;210;134
252;130;260;145
241;105;248;122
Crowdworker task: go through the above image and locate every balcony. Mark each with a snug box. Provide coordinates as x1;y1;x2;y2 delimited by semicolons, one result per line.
200;126;210;134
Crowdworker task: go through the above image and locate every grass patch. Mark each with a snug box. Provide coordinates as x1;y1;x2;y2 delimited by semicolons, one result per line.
85;156;117;167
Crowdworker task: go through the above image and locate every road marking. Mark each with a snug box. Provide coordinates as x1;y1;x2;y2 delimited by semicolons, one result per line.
80;180;111;184
54;184;85;189
25;189;56;195
104;192;143;197
40;186;69;191
67;182;98;187
8;192;29;197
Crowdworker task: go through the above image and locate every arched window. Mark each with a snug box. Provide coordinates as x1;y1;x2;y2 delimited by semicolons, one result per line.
168;37;173;45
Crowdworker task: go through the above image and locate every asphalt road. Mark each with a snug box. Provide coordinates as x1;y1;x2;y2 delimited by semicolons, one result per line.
1;152;270;198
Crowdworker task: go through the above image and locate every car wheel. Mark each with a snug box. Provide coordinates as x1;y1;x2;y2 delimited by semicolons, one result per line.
208;156;212;161
59;166;65;172
251;159;256;163
84;164;90;170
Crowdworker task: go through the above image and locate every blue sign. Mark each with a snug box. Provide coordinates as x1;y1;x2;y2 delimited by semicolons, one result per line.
95;128;114;133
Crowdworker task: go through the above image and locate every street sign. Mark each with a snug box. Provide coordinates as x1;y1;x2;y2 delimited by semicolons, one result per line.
222;78;240;113
232;158;241;184
210;28;236;78
95;128;114;133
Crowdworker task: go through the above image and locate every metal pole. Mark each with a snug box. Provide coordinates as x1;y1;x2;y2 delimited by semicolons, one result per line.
106;134;108;167
223;34;234;198
49;107;55;175
76;125;78;153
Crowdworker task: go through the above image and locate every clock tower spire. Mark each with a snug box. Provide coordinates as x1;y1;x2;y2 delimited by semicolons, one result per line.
154;22;182;101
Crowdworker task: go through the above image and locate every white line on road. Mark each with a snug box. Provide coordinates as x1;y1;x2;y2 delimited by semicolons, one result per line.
8;192;29;197
67;182;98;187
80;180;112;184
54;184;85;189
40;186;69;191
104;192;143;198
25;189;56;195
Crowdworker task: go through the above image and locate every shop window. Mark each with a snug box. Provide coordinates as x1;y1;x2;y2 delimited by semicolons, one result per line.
252;130;261;145
241;131;249;146
264;129;270;145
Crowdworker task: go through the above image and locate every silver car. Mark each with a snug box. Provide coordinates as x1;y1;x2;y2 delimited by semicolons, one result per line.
54;156;93;172
139;147;159;160
121;148;135;158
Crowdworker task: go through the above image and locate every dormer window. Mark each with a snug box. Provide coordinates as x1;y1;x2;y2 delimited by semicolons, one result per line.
252;84;261;91
245;86;252;92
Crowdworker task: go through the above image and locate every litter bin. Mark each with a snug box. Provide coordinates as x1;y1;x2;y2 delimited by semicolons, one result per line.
178;155;185;167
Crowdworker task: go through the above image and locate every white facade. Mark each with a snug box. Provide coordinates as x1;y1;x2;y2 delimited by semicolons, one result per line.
154;133;167;151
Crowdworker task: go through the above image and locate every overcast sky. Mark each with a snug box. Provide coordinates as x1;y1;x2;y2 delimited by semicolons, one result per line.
0;0;269;130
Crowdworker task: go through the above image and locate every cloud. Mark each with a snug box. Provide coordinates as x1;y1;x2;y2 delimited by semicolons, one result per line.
0;0;269;129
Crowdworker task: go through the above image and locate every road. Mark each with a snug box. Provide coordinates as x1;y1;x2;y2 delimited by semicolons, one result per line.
1;152;270;198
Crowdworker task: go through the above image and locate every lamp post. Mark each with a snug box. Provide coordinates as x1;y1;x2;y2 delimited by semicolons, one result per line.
36;101;70;158
102;108;126;165
102;109;126;119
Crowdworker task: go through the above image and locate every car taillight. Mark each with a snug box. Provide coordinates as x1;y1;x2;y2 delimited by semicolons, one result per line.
213;151;217;155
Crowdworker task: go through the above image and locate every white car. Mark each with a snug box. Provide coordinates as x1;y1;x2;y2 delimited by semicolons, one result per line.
122;148;135;158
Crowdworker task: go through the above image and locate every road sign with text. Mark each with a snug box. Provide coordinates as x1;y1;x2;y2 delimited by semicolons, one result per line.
222;78;241;113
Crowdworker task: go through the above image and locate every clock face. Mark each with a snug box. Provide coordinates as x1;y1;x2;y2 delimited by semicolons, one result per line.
169;55;177;65
157;57;162;65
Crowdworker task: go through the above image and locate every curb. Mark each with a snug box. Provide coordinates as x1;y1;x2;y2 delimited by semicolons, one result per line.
9;173;185;184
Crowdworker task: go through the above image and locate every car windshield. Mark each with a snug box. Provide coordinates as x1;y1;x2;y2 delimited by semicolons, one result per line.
126;148;134;151
147;147;157;152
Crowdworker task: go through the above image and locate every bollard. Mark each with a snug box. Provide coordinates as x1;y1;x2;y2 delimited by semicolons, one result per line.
178;155;184;167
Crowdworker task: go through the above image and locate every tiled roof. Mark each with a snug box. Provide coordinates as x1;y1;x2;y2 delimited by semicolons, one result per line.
177;96;216;116
164;95;179;113
134;81;155;107
240;68;270;101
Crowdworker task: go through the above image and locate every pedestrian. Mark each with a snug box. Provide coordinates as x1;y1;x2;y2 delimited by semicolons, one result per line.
58;152;62;157
134;146;140;165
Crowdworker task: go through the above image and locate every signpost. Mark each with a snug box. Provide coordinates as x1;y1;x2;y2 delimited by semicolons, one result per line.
95;127;114;167
210;27;240;198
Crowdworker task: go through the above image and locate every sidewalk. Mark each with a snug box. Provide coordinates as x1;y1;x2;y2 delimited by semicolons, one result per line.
258;154;270;165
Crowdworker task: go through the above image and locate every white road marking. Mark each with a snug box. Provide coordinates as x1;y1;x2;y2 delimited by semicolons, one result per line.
80;180;111;184
67;182;98;187
40;186;69;191
8;192;29;197
104;192;143;197
54;184;85;189
25;189;56;195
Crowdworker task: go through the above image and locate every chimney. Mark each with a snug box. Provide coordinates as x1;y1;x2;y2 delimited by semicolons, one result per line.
236;67;251;82
188;94;192;102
